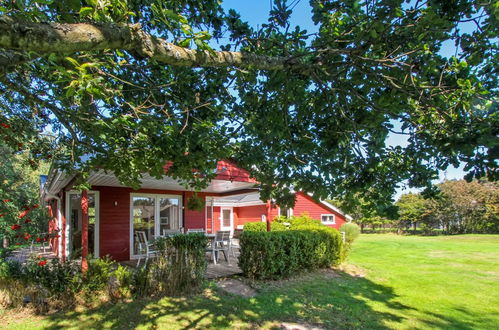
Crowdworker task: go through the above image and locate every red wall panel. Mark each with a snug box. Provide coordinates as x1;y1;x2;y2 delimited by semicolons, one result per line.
291;192;346;229
234;205;266;227
183;192;206;230
93;186;131;261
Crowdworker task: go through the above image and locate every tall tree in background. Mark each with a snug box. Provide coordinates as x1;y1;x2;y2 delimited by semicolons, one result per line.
427;180;498;233
0;143;49;246
395;180;498;234
396;193;428;230
0;0;497;207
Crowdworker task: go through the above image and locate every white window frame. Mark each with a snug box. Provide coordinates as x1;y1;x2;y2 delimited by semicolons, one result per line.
321;213;336;224
129;193;183;259
278;207;293;218
65;190;100;259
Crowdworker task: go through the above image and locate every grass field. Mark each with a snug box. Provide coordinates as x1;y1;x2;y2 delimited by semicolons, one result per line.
1;234;498;329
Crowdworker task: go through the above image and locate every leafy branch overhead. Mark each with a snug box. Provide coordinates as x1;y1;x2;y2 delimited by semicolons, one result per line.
0;0;497;208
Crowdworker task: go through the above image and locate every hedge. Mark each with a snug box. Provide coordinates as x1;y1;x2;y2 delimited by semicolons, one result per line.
243;221;286;232
238;226;343;280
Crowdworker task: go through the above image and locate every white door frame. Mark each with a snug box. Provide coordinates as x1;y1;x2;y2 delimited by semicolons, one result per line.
65;190;100;259
220;207;234;234
129;193;183;260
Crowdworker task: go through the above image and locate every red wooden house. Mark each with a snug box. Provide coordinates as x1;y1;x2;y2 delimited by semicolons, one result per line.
41;160;350;263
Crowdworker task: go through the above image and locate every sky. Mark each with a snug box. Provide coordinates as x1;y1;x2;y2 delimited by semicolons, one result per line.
220;0;468;199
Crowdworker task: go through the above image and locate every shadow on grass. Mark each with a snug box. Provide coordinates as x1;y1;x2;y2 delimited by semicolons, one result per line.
37;270;481;329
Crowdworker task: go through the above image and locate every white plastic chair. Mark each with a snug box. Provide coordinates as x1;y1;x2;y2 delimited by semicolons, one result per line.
162;229;183;237
134;231;158;267
187;228;205;233
207;231;231;264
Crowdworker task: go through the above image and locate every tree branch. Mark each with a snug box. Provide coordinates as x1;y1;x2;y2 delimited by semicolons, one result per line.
0;16;302;71
0;50;34;75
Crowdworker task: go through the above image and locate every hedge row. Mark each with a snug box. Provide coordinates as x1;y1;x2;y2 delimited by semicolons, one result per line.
238;226;343;280
243;221;287;232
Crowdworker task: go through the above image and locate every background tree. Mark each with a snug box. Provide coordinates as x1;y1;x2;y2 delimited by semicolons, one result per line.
395;180;498;234
0;143;49;247
427;180;498;234
0;0;497;207
395;193;428;231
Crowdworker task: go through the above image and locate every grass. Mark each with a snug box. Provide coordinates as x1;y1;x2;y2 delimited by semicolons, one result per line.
1;234;498;329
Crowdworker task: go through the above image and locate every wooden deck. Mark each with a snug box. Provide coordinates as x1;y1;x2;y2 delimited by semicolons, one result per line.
6;245;57;264
120;253;242;279
9;246;242;279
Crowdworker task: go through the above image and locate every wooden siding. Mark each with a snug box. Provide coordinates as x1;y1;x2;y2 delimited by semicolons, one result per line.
183;192;206;230
95;186;131;261
292;192;346;229
234;205;267;227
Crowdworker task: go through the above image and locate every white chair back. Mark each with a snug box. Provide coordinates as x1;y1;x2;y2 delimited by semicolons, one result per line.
162;229;182;237
215;231;231;244
187;228;205;233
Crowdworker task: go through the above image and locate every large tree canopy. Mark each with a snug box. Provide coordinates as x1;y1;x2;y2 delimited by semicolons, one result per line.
0;0;497;207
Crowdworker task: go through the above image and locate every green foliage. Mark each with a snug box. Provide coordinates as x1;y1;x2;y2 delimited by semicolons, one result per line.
186;193;205;211
0;256;80;311
109;265;133;300
393;180;498;234
136;233;208;296
0;0;496;207
239;227;343;280
243;221;286;232
82;256;115;292
340;223;360;244
0;143;49;244
340;223;361;259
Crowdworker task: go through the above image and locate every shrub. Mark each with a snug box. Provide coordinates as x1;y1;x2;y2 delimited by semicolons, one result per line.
275;213;322;228
239;226;343;280
136;233;207;296
109;265;132;300
82;256;115;293
0;256;81;312
339;223;361;259
340;223;360;244
243;221;286;232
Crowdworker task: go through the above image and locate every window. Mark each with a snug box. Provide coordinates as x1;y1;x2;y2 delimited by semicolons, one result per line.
131;194;182;256
321;214;336;224
279;207;293;218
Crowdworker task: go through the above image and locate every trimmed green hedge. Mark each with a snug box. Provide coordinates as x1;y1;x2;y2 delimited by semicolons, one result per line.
243;221;287;232
239;226;343;280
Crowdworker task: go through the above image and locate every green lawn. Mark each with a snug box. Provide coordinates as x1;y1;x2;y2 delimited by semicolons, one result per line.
2;234;498;329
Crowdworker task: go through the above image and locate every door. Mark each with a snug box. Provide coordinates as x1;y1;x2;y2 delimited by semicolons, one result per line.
220;207;233;233
130;193;182;258
65;191;100;259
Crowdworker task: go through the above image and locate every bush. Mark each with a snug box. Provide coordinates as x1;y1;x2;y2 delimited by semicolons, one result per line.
0;256;81;312
136;233;208;296
340;223;360;244
109;265;132;300
275;213;322;228
239;226;343;280
82;256;115;292
243;221;286;232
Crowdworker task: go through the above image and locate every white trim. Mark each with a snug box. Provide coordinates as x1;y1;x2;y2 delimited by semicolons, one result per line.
320;213;336;224
129;192;183;260
305;193;352;221
220;207;234;234
277;207;293;218
213;200;265;207
65;190;100;259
